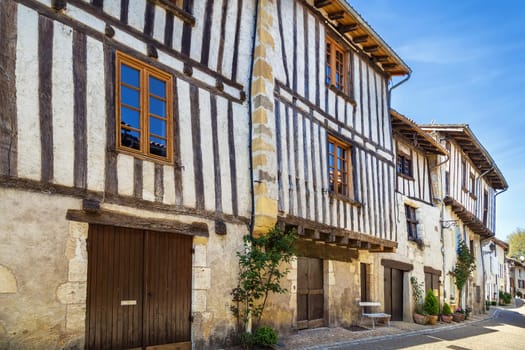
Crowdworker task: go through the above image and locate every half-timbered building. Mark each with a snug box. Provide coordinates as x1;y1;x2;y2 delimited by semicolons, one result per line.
1;0;255;348
254;0;411;331
379;110;447;321
420;124;508;314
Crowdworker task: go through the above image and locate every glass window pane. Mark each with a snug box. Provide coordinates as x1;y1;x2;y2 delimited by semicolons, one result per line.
150;96;166;116
150;116;167;138
121;64;140;87
326;66;331;84
121;86;140;108
150;136;167;157
149;76;166;98
121;107;140;129
121;129;140;150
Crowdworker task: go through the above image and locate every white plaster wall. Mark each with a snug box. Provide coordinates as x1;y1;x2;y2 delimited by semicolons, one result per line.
235;0;255;84
103;0;121;19
207;0;223;71
189;0;205;62
127;0;146;33
152;6;167;44
163;165;176;204
86;36;106;193
52;21;75;187
232;102;251;217
142;160;155;201
117;154;134;196
16;5;41;181
198;89;216;212
216;96;233;215
177;80;197;208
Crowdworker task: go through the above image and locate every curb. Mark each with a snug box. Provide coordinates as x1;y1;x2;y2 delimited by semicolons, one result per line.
298;313;496;350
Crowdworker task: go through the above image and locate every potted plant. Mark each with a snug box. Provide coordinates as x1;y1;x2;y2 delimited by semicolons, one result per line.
441;303;453;323
410;276;428;324
424;289;439;325
453;307;465;322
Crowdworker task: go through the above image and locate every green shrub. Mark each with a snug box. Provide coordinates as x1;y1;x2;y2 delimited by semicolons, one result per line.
491;300;497;306
517;291;523;298
442;302;452;315
423;289;439;316
253;326;278;346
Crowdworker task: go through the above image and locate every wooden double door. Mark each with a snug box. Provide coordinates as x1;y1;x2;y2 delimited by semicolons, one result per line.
86;225;192;349
297;257;324;329
384;267;404;321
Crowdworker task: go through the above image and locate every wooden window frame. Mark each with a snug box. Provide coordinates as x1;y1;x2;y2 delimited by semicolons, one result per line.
325;36;347;93
116;51;174;164
328;135;354;199
396;153;412;179
405;205;418;241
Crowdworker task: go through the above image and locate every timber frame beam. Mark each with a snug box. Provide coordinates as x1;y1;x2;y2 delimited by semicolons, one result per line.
443;196;494;238
66;208;209;237
278;215;397;262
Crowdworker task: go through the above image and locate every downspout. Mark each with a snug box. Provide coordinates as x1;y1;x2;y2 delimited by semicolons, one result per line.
245;0;260;334
248;0;260;238
388;73;411;232
474;164;495;217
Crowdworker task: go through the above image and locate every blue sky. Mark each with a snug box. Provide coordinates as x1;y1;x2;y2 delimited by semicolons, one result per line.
350;1;525;240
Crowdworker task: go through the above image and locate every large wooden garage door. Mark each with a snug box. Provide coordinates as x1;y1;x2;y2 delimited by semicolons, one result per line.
384;267;404;321
86;225;192;349
297;257;324;329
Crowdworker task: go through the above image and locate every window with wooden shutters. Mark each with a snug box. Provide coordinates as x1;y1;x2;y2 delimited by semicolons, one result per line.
396;153;412;178
328;135;353;198
405;205;418;241
116;52;173;163
325;36;346;92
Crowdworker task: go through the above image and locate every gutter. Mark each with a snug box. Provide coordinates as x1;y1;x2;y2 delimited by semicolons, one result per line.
248;0;260;238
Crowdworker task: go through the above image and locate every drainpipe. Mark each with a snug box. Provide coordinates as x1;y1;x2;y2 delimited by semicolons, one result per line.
245;0;260;334
387;73;411;226
248;0;260;239
388;73;411;106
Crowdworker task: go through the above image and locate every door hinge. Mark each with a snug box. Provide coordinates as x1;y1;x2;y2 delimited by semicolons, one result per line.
191;247;195;254
189;314;194;323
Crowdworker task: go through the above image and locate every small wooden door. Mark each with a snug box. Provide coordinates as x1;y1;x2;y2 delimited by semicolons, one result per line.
425;272;440;301
86;225;192;349
384;267;404;321
297;257;324;329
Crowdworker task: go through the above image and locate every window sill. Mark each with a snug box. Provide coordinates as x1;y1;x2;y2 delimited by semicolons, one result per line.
326;84;357;106
329;192;362;207
397;173;414;181
116;147;174;166
408;238;425;249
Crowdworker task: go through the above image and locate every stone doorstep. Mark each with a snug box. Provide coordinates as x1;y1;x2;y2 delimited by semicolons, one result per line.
275;312;495;350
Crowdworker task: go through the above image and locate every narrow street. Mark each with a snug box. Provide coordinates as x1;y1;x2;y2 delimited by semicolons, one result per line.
340;305;525;350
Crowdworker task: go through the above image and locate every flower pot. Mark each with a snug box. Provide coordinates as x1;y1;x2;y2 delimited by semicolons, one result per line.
441;314;453;323
413;313;428;325
452;313;465;322
427;315;438;325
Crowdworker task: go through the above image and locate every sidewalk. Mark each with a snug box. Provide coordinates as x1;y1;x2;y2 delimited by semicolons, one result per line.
274;309;497;350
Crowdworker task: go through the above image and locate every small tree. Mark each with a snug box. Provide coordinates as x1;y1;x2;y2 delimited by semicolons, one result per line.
453;240;476;308
424;289;439;316
231;226;297;337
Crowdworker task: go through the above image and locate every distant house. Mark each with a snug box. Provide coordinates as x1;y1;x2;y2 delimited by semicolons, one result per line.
420;124;508;313
507;256;525;297
481;238;509;301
